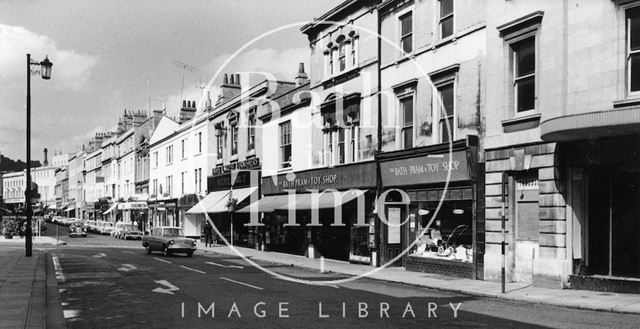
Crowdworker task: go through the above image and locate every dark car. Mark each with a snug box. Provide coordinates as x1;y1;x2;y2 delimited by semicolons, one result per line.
142;227;196;257
69;220;87;238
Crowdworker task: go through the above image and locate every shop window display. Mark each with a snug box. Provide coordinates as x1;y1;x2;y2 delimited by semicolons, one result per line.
410;200;473;262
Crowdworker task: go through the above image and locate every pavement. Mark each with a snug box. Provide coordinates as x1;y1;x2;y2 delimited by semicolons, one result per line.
0;239;66;329
196;242;640;315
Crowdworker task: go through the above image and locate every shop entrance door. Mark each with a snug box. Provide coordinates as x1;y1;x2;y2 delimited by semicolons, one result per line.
513;173;539;283
587;167;640;278
383;206;404;266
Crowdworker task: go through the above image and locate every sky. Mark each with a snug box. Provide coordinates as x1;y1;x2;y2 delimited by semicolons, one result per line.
0;0;343;162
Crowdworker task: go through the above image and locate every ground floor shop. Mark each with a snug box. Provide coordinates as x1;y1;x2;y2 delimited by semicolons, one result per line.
149;199;179;229
251;161;377;264
377;137;482;279
186;166;261;246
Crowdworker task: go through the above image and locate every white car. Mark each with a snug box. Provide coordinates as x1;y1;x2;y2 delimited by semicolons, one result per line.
98;221;114;235
112;222;126;238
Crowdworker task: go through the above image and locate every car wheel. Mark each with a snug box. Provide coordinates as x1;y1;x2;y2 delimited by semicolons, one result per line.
187;251;193;258
163;246;171;257
145;245;151;255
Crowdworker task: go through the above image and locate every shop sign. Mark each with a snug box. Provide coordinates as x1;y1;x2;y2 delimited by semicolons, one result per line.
211;157;261;176
207;170;261;192
262;161;377;194
118;202;148;210
379;150;471;187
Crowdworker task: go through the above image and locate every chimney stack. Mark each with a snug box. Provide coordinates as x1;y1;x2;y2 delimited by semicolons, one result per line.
179;99;197;124
43;148;48;166
295;63;309;86
217;72;242;106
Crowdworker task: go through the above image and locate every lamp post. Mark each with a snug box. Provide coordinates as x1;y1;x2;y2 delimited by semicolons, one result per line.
25;54;52;257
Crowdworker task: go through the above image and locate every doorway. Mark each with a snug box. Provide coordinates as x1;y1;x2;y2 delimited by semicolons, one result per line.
587;166;640;278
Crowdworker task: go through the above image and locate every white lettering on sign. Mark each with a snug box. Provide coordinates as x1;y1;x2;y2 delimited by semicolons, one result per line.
388;160;460;177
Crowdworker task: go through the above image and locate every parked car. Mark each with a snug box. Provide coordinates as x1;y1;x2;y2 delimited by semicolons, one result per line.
69;221;87;238
97;221;114;235
112;222;126;238
119;224;143;240
142;226;196;257
61;217;76;226
85;220;97;233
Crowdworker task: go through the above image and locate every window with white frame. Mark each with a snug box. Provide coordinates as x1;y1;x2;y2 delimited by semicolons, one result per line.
181;172;185;194
349;124;358;163
399;11;413;54
338;37;347;73
166;175;173;195
165;145;173;165
437;81;455;143
337;128;345;164
350;34;358;67
439;0;454;39
628;7;640;94
248;108;256;151
399;95;414;149
194;170;198;193
181;139;185;159
231;123;238;156
512;37;535;113
216;131;224;160
279;121;292;168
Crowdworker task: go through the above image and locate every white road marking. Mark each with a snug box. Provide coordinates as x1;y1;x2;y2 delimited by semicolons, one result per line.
63;309;80;319
219;277;263;290
117;264;137;272
205;261;244;269
121;251;134;254
180;265;206;274
153;257;171;264
92;252;106;258
52;255;65;282
152;280;180;295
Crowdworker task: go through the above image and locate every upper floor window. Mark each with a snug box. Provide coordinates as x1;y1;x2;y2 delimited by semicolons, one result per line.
338;38;347;72
231;123;238;156
279;121;292;168
216;132;224;160
399;95;414;149
437;82;455;143
198;132;202;153
628;7;640;94
439;0;454;39
181;139;185;159
248;108;256;151
400;11;413;54
512;37;535;113
165;145;173;165
337;129;346;164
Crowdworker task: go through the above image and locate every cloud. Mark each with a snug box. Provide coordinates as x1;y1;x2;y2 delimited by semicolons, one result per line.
205;47;309;86
0;24;98;91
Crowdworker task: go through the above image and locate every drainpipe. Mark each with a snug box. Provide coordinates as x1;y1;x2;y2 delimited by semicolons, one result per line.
501;171;508;293
373;4;383;267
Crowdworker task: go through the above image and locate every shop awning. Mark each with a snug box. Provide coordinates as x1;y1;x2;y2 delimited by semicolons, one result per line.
236;194;291;213
64;205;75;212
102;203;119;215
186;187;258;214
276;190;366;210
186;190;229;214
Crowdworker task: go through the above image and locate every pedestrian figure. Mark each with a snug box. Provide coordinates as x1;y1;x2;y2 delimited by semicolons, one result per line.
204;221;214;247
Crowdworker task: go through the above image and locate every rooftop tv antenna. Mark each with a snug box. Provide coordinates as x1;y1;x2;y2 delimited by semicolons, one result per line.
172;60;195;101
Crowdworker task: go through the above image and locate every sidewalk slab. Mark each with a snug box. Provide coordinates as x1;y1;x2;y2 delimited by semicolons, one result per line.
196;242;640;314
0;248;67;329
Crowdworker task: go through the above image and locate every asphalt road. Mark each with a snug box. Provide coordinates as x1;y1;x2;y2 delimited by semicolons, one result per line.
39;223;640;329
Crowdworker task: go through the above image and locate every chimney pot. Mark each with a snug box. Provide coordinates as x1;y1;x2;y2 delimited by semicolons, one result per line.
230;74;235;85
235;74;240;85
183;100;187;108
223;74;228;84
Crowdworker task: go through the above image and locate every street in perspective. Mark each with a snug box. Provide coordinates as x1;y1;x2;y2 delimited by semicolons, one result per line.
2;0;640;328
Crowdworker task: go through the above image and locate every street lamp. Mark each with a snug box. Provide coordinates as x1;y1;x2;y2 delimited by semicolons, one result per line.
25;53;53;257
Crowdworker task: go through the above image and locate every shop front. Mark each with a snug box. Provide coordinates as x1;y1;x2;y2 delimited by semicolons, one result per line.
377;137;481;279
151;199;179;228
255;161;377;264
187;167;261;247
117;201;148;231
